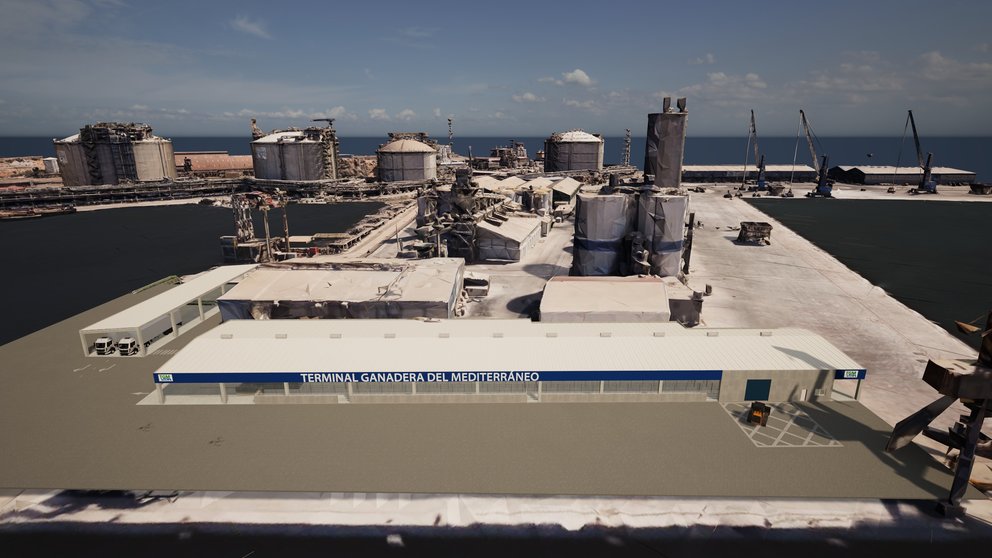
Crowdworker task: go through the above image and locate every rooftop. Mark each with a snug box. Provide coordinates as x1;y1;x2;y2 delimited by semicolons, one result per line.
155;319;863;377
378;138;436;153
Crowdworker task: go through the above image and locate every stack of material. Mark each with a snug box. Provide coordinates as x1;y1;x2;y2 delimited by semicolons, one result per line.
476;216;541;261
216;258;465;320
638;194;689;276
539;276;671;323
572;193;636;275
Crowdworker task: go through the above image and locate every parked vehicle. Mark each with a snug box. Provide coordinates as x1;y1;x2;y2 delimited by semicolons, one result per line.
117;337;139;356
94;337;116;355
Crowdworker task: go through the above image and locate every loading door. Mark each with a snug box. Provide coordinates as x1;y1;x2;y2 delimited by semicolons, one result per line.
744;379;771;401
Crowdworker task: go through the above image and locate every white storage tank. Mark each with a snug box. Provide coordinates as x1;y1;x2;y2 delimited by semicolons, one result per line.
377;136;437;182
544;129;604;172
250;124;339;181
53;122;177;187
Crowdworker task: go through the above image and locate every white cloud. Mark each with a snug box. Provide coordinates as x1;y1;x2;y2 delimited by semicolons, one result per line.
512;92;544;103
396;108;417;121
433;107;442;118
562;68;594;87
130;104;149;111
368;108;390;120
230;16;272;40
659;72;770;108
919;50;992;83
563;98;596;110
688;53;716;65
538;76;562;85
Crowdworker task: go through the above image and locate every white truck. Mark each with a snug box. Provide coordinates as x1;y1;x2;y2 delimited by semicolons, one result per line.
94;337;117;355
117;337;140;356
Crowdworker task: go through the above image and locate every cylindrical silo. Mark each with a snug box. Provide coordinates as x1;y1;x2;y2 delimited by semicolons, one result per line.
377;138;437;182
543;130;604;172
53;122;177;186
571;192;636;276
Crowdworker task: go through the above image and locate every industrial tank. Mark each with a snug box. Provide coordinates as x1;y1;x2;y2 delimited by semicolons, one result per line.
250;124;339;181
377;134;437;182
543;129;604;172
54;122;177;187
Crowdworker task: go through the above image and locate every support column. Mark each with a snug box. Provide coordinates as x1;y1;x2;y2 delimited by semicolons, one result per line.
219;382;228;404
854;379;862;401
136;328;146;357
346;382;353;400
283;382;290;396
537;381;542;402
79;332;90;358
156;383;165;404
658;380;664;394
169;311;178;339
600;381;605;394
198;297;205;321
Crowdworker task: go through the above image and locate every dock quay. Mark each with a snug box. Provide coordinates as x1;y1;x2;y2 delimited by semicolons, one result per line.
0;181;990;535
0;178;243;209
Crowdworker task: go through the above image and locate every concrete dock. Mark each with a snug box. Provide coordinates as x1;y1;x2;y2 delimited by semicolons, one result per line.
1;188;990;535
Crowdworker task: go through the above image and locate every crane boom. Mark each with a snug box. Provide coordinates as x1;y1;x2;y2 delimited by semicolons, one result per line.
750;110;760;168
799;110;819;173
908;110;924;168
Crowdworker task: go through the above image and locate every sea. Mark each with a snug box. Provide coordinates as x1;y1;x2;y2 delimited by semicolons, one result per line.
2;136;991;181
0;202;381;346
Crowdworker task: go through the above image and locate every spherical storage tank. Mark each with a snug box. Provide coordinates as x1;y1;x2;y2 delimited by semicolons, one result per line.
543;129;604;172
377;138;437;182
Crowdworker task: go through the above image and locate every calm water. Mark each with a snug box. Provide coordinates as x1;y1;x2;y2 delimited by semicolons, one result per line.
0;202;382;345
747;198;992;350
4;136;990;181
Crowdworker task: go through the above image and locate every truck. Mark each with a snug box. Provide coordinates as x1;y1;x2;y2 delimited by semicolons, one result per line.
94;337;117;355
117;337;140;356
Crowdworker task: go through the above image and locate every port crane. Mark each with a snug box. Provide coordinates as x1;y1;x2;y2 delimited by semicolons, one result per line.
742;110;767;191
899;110;937;194
886;310;992;517
797;110;833;198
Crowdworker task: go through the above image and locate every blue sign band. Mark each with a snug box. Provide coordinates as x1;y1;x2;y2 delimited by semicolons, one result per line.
155;370;724;384
833;369;867;380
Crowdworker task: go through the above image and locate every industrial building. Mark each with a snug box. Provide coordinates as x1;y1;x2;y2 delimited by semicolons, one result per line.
543;130;604;172
54;122;177;187
149;319;866;405
250;122;340;181
476;216;541;261
377;133;438;182
176;151;253;177
681;164;817;183
540;276;671;323
78;265;257;357
216;258;465;320
827;165;976;185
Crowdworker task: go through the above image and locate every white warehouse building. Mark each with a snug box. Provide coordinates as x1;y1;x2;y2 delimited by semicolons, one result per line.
149;319;866;405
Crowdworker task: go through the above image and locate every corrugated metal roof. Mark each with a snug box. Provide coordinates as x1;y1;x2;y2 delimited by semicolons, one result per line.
156;319;863;375
540;276;669;322
217;259;463;303
520;177;554;190
550;177;582;197
477;216;541;243
174;153;253;171
81;265;257;332
837;165;973;175
496;176;525;189
378;139;436;153
682;165;817;173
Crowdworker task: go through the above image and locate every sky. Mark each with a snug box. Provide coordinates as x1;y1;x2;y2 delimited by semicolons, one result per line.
0;0;990;137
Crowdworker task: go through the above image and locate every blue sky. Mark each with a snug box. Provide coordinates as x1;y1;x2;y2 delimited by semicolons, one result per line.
0;0;989;137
